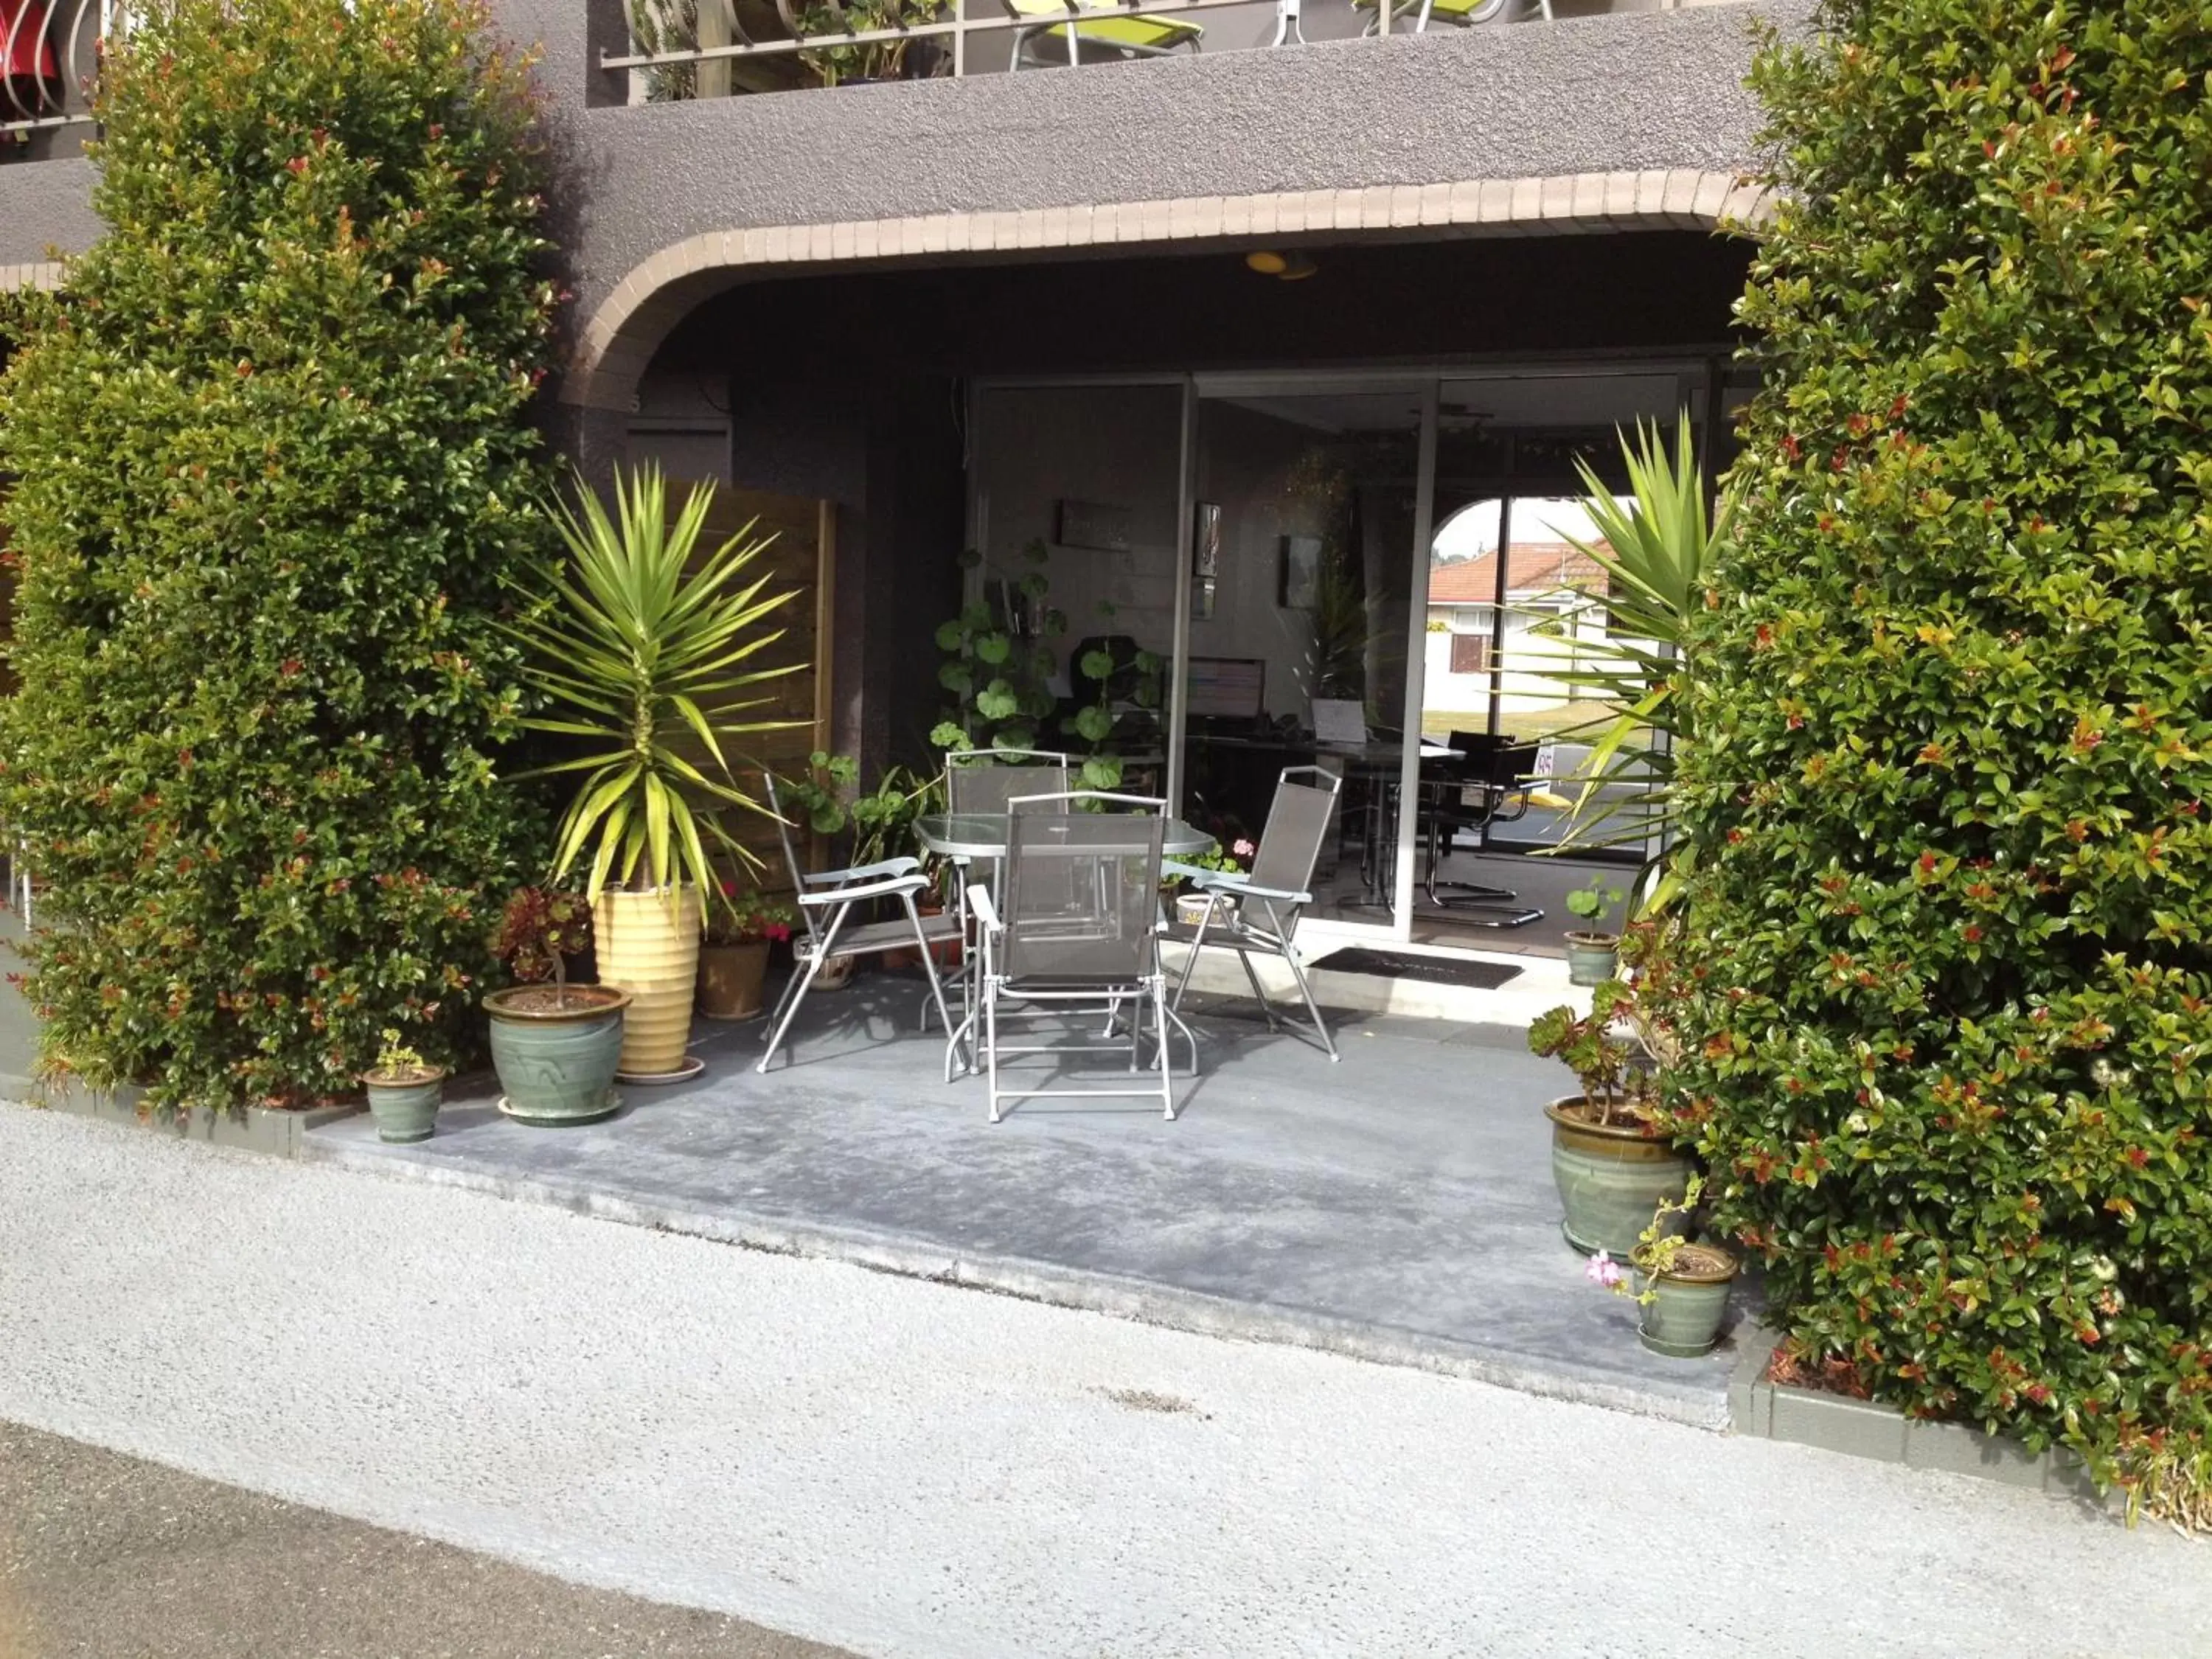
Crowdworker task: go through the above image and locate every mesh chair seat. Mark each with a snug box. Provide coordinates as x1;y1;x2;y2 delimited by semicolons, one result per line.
800;911;962;962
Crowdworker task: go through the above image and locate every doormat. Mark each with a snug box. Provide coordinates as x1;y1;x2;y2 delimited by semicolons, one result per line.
1307;947;1521;990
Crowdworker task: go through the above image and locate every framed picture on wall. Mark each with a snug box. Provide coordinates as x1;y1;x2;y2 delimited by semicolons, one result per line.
1057;498;1133;552
1192;501;1222;620
1279;535;1322;609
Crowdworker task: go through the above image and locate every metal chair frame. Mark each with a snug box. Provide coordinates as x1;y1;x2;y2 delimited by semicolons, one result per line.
1161;765;1343;1062
964;790;1186;1121
757;771;959;1074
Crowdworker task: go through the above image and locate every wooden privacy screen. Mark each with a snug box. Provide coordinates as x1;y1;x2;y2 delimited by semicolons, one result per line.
671;482;835;897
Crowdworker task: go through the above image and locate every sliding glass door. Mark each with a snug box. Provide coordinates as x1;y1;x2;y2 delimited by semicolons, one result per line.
966;361;1717;952
1183;381;1426;929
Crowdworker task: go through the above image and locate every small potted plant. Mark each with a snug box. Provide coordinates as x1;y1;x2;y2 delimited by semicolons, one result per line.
698;884;796;1021
1528;964;1692;1257
1169;838;1255;928
482;887;632;1126
1563;876;1626;985
361;1027;446;1144
1587;1174;1739;1357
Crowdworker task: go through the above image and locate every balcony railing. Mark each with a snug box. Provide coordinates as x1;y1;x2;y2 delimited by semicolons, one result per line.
607;0;1557;97
1;0;120;138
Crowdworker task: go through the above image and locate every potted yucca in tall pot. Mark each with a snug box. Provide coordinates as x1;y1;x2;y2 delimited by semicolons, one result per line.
508;465;803;1081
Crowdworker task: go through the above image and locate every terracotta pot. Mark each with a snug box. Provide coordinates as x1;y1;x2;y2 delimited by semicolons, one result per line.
1543;1094;1693;1257
697;940;771;1020
592;886;703;1077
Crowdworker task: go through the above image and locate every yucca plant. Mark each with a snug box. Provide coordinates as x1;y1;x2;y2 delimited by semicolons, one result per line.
509;465;804;916
1526;416;1729;912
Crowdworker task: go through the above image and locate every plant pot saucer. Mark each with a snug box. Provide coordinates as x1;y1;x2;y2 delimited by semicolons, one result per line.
695;1006;766;1024
497;1090;622;1126
615;1054;706;1086
1638;1326;1725;1359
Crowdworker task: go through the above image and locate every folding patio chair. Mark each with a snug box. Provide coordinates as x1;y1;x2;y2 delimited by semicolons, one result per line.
939;749;1071;1077
1352;0;1550;32
757;771;961;1074
1161;765;1343;1062
1001;0;1203;69
944;747;1071;893
965;791;1181;1121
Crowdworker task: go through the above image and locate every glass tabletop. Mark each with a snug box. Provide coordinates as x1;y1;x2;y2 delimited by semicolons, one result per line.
914;813;1216;861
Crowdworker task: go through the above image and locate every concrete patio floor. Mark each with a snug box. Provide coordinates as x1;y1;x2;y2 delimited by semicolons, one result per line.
307;970;1754;1427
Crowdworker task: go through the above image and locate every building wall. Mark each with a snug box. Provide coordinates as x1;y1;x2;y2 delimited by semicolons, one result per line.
0;0;1809;309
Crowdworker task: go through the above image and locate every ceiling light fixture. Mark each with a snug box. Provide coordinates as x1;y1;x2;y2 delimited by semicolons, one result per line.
1245;249;1318;282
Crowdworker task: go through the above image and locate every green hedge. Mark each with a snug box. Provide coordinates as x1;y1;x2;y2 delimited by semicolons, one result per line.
0;0;557;1108
1670;0;2212;1519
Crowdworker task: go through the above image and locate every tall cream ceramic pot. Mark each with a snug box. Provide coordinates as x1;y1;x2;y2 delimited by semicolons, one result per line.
592;886;704;1077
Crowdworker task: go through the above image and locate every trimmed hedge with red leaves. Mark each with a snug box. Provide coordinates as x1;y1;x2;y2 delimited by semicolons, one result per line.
0;0;557;1109
1666;0;2212;1523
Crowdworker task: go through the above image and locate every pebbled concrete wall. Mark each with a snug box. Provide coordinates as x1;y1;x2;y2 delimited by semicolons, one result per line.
557;0;1801;324
0;0;1804;299
0;156;101;270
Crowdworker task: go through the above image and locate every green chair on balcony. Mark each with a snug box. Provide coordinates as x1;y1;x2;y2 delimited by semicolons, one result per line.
1003;0;1202;69
1354;0;1549;32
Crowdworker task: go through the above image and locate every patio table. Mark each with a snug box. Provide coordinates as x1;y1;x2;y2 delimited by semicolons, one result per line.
915;810;1216;1079
914;811;1215;863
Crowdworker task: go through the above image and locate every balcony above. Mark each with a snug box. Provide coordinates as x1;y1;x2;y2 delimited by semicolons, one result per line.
606;0;1755;96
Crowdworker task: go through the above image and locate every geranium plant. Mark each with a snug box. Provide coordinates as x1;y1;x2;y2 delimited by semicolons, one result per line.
707;885;796;947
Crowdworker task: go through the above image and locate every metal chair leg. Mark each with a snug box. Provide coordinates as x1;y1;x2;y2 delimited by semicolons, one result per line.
1235;947;1280;1030
757;950;828;1074
984;974;1004;1123
1281;947;1340;1063
1151;974;1177;1119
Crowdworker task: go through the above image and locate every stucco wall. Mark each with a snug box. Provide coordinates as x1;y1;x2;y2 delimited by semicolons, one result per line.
1;0;1804;296
556;0;1802;324
0;156;100;270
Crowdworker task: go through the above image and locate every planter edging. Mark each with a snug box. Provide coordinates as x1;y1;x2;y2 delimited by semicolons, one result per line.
32;1077;359;1158
1728;1321;2121;1512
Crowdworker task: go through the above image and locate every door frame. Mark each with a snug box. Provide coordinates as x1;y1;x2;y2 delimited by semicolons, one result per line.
966;355;1720;952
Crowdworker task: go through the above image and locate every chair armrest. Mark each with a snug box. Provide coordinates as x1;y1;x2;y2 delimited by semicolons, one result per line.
1160;859;1213;885
1199;872;1311;905
802;857;920;886
796;874;927;906
967;883;1003;933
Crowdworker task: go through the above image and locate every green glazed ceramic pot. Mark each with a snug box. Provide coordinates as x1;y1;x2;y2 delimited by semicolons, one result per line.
363;1070;445;1144
1544;1096;1693;1257
1564;933;1621;988
1634;1242;1739;1357
484;984;632;1126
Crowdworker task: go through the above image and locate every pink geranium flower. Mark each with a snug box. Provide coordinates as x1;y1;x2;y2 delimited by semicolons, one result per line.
1585;1251;1624;1289
1232;838;1256;860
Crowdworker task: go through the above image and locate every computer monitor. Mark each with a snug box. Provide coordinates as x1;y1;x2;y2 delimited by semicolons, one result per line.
1185;657;1266;721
